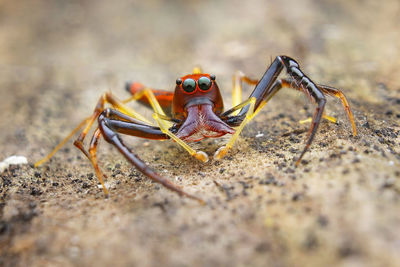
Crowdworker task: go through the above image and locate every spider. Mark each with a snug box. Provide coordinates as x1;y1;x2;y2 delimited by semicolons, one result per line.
35;56;357;203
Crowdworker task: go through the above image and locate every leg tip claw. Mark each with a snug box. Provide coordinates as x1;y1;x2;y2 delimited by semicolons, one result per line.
182;193;206;205
299;118;312;124
214;146;228;160
192;196;206;205
194;151;209;163
294;160;301;167
33;160;43;168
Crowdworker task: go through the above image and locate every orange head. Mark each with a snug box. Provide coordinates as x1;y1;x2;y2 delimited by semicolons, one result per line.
172;73;224;120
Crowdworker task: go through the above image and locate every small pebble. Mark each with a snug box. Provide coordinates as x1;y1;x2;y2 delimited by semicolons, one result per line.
0;155;28;173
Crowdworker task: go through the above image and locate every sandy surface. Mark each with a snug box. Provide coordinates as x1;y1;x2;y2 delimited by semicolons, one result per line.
1;0;399;266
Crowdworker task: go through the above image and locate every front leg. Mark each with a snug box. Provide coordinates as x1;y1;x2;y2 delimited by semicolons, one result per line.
215;56;289;160
218;56;356;165
96;109;204;203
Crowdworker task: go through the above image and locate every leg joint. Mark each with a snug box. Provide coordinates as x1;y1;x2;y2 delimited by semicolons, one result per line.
278;55;299;68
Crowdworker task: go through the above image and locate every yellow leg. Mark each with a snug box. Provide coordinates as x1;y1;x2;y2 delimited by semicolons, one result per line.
103;92;152;125
335;92;357;136
35;91;153;167
74;91;154;159
232;71;259;115
317;85;357;136
299;114;337;124
88;128;109;196
214;97;257;160
124;89;170;124
153;113;209;162
123;87;209;162
34;118;90;167
132;89;208;163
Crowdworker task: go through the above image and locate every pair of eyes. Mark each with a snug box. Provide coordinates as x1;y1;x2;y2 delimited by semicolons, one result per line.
176;75;215;93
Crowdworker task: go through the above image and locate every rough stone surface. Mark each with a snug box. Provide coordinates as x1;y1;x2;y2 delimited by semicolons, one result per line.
1;0;399;266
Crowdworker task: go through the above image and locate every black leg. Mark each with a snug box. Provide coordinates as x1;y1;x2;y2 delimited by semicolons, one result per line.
252;76;327;166
97;109;204;203
103;108;169;139
221;56;342;165
238;56;285;117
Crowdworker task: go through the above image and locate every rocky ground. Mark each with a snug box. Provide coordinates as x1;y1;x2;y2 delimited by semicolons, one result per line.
0;0;399;266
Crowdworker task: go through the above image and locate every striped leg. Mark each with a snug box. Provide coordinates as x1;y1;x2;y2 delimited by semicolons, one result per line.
219;56;357;165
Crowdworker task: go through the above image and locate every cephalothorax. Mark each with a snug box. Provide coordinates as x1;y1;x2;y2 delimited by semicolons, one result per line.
35;56;357;203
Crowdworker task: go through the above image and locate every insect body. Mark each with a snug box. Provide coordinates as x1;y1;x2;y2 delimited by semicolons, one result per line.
35;56;357;202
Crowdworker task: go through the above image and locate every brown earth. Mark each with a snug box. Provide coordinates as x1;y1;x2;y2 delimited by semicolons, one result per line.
0;0;399;266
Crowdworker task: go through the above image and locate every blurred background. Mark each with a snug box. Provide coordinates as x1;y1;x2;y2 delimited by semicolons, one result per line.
0;0;399;266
